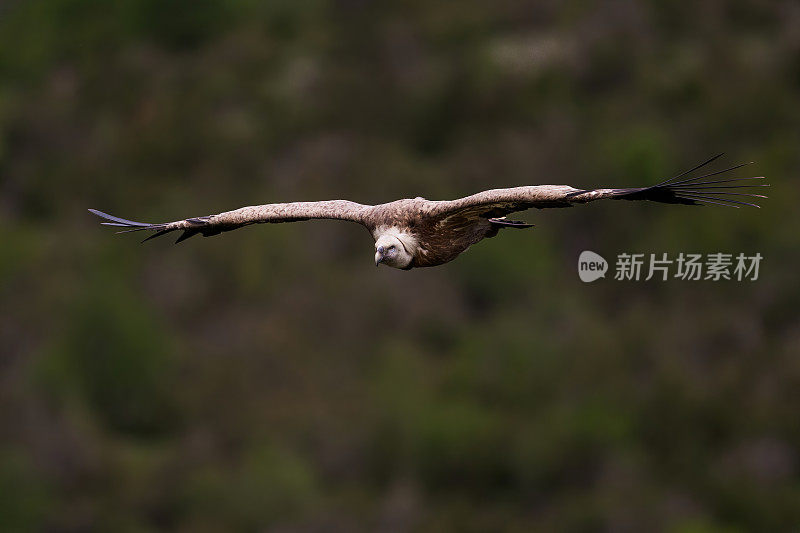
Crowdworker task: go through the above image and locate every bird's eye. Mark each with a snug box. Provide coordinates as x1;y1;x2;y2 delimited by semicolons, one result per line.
388;245;396;251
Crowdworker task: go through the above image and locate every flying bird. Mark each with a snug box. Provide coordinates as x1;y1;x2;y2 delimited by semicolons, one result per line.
90;154;767;270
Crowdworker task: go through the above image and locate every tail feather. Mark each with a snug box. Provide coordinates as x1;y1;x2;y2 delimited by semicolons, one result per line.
611;155;768;208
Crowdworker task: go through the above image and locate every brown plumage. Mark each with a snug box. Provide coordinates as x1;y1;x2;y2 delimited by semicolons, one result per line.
90;155;768;270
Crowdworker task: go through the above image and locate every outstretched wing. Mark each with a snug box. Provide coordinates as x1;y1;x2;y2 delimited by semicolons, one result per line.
90;200;371;243
424;154;768;221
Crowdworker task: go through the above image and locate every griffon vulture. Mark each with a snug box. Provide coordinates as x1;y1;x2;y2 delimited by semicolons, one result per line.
90;155;767;270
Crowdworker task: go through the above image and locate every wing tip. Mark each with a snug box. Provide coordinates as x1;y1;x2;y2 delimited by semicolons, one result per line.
91;207;218;245
621;155;770;209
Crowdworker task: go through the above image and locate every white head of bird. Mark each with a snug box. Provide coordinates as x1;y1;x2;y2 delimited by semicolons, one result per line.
374;232;414;269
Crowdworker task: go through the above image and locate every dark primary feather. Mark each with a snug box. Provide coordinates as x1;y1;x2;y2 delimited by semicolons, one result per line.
89;209;153;227
607;154;768;208
88;209;212;243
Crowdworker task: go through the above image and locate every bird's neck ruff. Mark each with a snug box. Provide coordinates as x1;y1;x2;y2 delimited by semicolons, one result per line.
374;226;419;253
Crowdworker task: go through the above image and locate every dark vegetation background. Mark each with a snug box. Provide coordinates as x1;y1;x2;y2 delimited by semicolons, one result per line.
1;1;799;531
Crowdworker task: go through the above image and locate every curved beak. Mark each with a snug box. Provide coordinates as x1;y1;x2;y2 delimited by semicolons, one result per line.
375;251;383;267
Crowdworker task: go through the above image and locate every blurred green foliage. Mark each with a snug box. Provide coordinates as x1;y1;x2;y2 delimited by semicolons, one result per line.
36;270;177;436
1;0;799;530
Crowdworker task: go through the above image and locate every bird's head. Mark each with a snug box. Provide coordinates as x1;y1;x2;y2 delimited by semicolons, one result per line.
374;234;413;269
